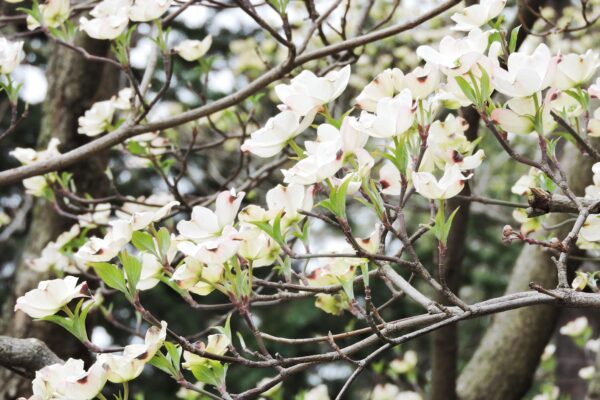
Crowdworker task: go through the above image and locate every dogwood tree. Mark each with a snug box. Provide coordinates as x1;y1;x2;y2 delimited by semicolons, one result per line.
2;0;600;399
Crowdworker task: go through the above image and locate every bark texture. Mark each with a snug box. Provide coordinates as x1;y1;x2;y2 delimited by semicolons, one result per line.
457;144;596;400
0;35;115;399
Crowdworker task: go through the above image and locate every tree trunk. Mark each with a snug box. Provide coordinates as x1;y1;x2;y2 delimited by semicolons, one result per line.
457;144;596;400
0;35;116;399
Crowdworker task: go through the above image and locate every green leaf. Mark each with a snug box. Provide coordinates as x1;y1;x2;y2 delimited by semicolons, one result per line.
454;76;477;105
156;227;171;261
120;251;142;295
509;25;521;53
91;262;128;294
132;231;157;257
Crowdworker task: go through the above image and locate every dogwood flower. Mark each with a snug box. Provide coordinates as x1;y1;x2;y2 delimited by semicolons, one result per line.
97;321;167;383
177;189;244;242
493;43;558;98
177;226;240;265
77;203;111;227
560;316;589;336
379;162;402;196
175;36;213;61
78;100;115;136
14;276;87;318
111;87;134;110
450;0;506;31
412;164;471;199
266;183;314;222
416;29;489;75
79;0;130;40
23;176;48;197
589;78;600;99
282;124;344;185
304;385;330;400
274;65;350;116
136;253;163;291
241;110;315;158
580;215;600;242
585;163;600;198
237;225;280;267
355;68;405;111
25;358;108;400
27;0;70;29
129;200;179;230
550;91;584;117
29;225;81;273
76;219;133;263
404;64;440;99
183;334;230;368
129;0;171;21
552;50;599;90
354;89;414;138
491;95;555;134
587;108;600;137
172;257;224;296
0;37;24;74
421;114;484;172
10;138;61;165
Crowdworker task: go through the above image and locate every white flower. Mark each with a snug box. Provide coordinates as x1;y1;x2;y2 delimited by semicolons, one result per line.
137;253;163;290
550;91;584;117
274;66;350;116
97;321;167;383
354;89;414;138
491;95;555;135
241;110;315;158
450;0;506;31
580;214;600;242
266;183;314;222
493;43;559;98
404;63;440;99
421;114;484;172
175;36;213;62
77;203;111;227
177;189;244;242
129;200;179;230
79;0;130;40
371;383;401;400
553;50;599;90
379;162;402;196
281;124;344;185
559;316;589;336
129;0;171;21
589;77;600;99
23;176;48;197
14;276;87;318
183;334;230;368
304;384;330;400
412;164;471;200
28;225;81;273
27;0;70;29
237;225;279;267
78;100;115;136
355;68;405;112
172;257;224;296
10;138;61;165
76;219;133;263
579;366;596;380
587;108;600;137
111;87;134;110
178;226;240;265
416;29;489;75
0;37;24;74
27;358;108;400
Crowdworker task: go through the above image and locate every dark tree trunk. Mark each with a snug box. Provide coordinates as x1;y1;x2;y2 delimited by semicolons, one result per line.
0;35;117;399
